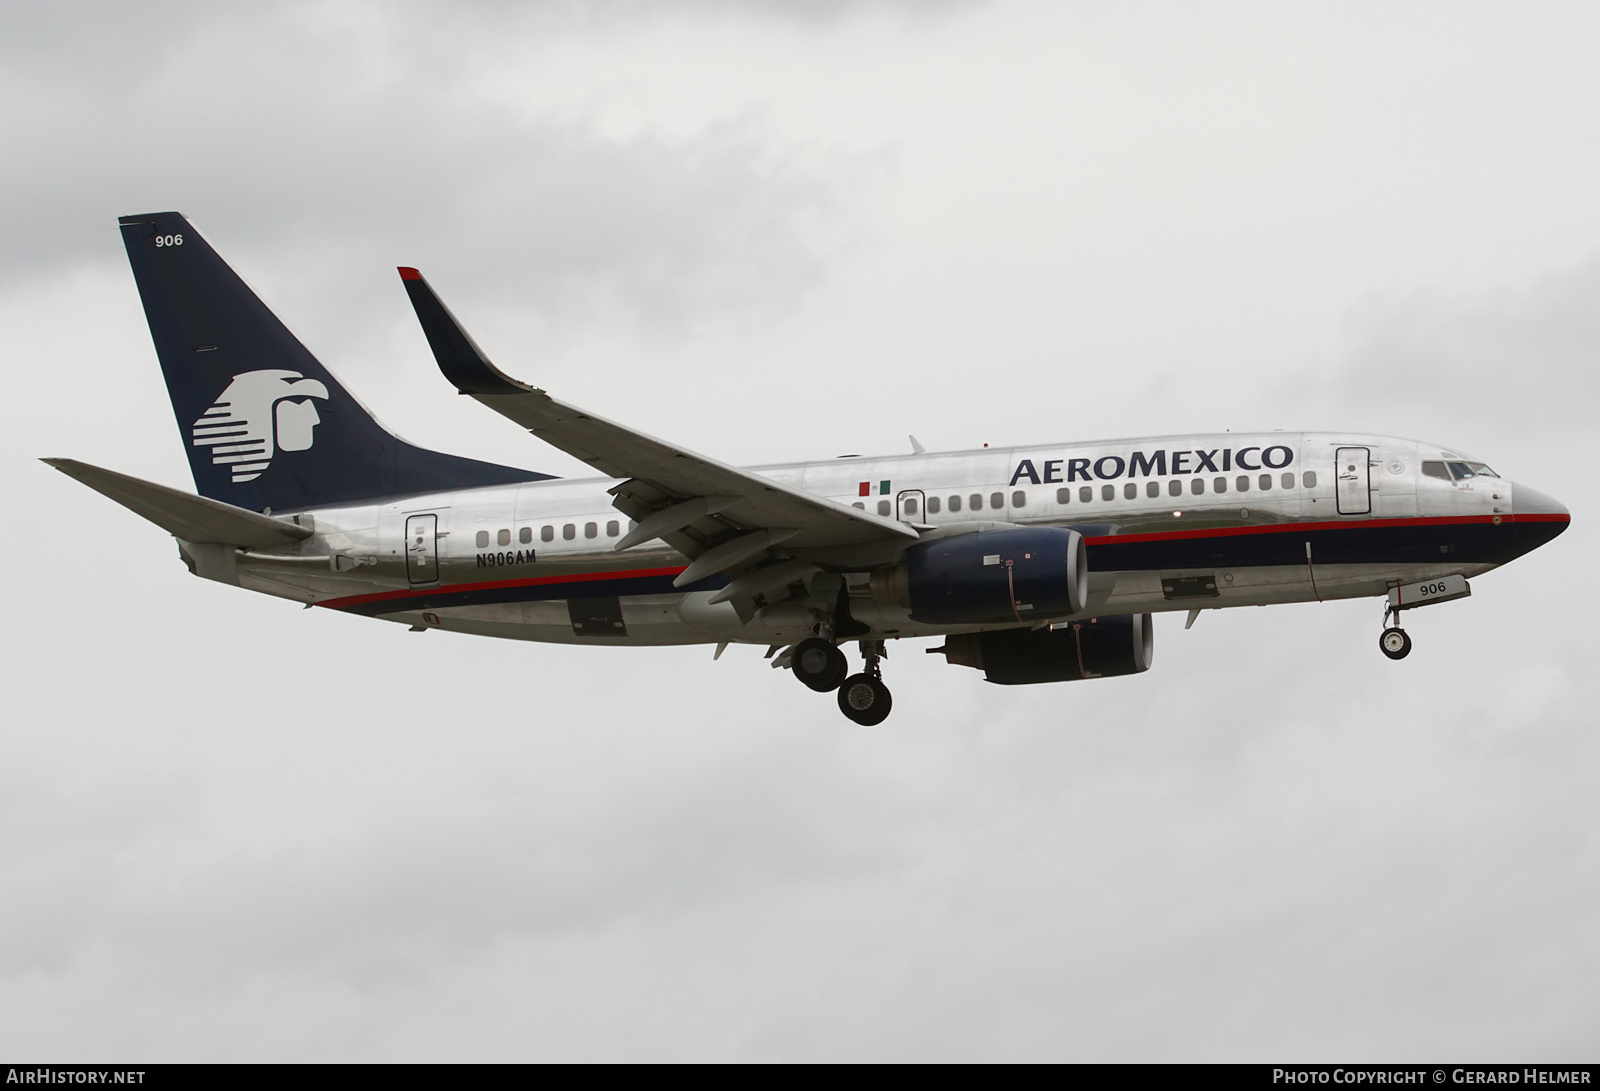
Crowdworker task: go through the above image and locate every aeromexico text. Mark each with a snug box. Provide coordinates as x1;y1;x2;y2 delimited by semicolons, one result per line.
1009;445;1296;487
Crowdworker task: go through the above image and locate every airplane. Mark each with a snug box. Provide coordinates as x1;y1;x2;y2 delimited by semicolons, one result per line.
45;212;1571;726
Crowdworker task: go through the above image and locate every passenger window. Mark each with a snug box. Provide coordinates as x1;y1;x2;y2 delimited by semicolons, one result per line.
1281;473;1294;489
1214;477;1226;493
1190;479;1204;496
1056;488;1071;504
1101;484;1115;502
541;525;554;542
1259;474;1272;491
878;500;891;516
1123;483;1136;500
1302;471;1316;489
949;494;962;512
497;528;510;546
1146;481;1159;498
563;524;575;540
476;531;489;548
606;520;619;536
584;522;597;539
1236;476;1249;492
1011;490;1026;508
990;492;1003;509
519;526;532;544
970;494;983;511
927;496;941;514
905;498;919;515
1168;480;1182;497
1079;486;1092;503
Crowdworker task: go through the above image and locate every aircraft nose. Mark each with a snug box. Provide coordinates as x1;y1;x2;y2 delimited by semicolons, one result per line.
1513;482;1569;518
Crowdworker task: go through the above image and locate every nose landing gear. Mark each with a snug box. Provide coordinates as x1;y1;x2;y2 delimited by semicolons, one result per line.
1379;626;1412;660
1378;602;1411;660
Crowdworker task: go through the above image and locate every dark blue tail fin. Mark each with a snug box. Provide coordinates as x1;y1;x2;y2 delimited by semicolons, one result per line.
118;212;552;511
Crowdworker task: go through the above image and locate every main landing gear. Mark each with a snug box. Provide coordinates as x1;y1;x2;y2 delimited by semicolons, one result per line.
791;637;848;692
837;641;892;727
783;636;893;725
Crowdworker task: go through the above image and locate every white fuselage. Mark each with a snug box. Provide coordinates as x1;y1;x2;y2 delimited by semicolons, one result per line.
222;430;1556;648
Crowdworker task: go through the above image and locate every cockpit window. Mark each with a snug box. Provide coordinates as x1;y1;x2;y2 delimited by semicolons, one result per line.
1421;461;1451;481
1447;461;1500;480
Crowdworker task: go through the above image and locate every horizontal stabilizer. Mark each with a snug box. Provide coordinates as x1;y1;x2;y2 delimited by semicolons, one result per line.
43;458;313;547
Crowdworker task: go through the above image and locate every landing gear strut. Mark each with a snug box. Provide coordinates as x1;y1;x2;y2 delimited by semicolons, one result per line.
837;640;892;726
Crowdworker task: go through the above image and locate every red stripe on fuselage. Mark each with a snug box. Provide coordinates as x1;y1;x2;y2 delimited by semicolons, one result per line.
318;565;688;611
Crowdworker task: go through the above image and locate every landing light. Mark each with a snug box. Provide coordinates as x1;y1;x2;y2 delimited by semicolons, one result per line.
1172;511;1183;517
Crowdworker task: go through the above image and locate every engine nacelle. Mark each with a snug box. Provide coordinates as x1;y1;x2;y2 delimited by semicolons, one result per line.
934;614;1154;685
870;527;1088;625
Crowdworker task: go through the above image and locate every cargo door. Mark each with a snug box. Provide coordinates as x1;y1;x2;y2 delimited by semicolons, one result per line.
405;513;439;584
1335;447;1371;515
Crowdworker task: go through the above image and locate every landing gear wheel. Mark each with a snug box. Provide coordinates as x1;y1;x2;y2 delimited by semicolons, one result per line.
1379;627;1412;660
792;638;847;692
837;673;893;726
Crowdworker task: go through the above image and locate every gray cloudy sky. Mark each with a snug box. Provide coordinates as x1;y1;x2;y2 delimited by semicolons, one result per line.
2;0;1597;1061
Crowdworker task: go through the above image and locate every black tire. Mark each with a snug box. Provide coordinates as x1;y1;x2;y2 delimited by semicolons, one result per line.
837;673;892;726
792;637;848;692
1379;627;1412;660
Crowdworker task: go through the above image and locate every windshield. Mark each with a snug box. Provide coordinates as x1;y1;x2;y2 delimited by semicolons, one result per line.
1447;461;1499;480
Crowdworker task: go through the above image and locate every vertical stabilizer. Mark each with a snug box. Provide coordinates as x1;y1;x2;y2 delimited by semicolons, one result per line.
117;212;551;510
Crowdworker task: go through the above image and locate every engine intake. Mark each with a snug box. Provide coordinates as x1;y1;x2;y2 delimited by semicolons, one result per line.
933;614;1154;685
870;527;1088;624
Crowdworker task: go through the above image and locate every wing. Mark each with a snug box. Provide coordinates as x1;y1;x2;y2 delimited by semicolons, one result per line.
398;268;916;587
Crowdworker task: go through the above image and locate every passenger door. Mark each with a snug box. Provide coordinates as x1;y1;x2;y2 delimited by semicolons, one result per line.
1335;447;1371;515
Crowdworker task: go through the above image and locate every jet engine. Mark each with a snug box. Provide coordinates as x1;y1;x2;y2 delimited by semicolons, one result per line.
869;527;1089;624
931;614;1154;685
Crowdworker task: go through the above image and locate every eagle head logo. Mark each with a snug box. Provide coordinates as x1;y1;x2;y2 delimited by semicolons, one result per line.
191;370;331;482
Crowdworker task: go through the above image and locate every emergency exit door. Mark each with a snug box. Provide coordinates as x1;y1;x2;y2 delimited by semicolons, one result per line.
897;490;926;523
1335;447;1371;515
405;514;439;584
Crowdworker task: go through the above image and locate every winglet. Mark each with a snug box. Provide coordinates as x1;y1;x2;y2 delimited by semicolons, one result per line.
397;267;536;397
